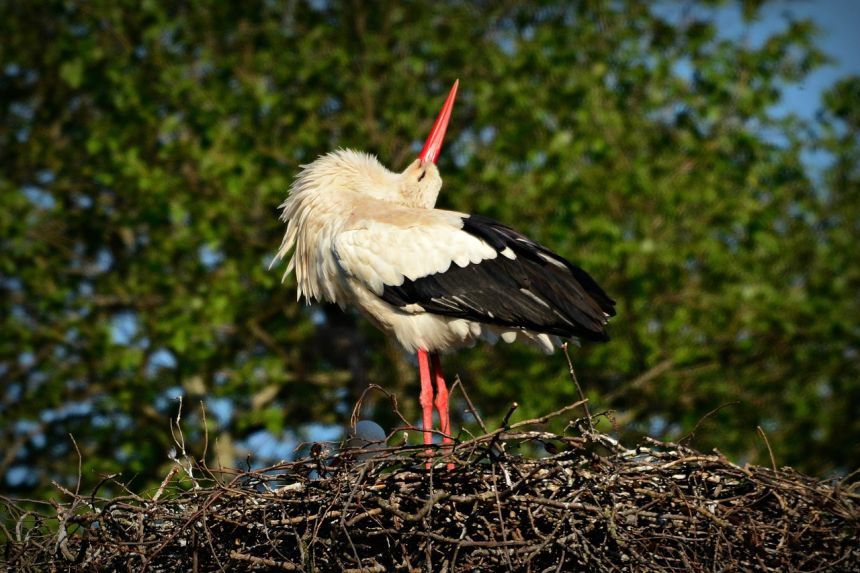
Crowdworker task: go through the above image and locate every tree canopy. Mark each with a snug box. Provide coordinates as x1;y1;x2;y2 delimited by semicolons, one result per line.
1;0;858;501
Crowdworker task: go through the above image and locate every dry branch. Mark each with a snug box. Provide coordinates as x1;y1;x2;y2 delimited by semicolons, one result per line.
3;406;858;572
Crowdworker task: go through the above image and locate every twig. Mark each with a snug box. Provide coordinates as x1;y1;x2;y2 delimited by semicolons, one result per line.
199;400;209;462
352;384;412;429
501;402;519;428
153;466;181;501
450;375;489;434
680;401;741;444
480;402;519;465
562;342;593;432
229;550;302;570
757;426;778;473
604;358;674;402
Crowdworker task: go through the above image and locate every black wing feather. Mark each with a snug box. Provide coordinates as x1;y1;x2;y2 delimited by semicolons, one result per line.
381;214;616;342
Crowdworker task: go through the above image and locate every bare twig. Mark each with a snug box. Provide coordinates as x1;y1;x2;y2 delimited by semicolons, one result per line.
229;550;302;570
680;401;741;444
450;375;489;434
757;425;778;473
561;343;593;432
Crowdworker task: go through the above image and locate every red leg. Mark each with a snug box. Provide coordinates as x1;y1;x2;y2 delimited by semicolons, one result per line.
418;349;434;450
431;351;454;470
430;352;451;443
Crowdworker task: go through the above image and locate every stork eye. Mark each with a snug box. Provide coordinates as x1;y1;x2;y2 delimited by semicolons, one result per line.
417;170;426;182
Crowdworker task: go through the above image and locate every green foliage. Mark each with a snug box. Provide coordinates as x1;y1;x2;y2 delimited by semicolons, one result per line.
1;1;857;501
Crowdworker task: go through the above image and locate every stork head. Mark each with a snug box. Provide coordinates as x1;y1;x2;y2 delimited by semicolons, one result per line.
398;158;442;208
284;149;441;210
401;79;459;207
282;80;458;211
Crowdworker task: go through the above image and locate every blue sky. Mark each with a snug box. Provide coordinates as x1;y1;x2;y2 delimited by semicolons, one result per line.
653;0;859;174
657;1;859;121
749;0;859;120
768;2;853;120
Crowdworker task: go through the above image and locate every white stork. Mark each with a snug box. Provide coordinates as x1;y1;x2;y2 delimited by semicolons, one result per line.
273;81;616;456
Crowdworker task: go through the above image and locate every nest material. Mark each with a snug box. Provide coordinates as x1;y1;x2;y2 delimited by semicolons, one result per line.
3;407;859;572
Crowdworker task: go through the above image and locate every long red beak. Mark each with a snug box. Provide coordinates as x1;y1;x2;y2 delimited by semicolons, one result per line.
418;79;459;164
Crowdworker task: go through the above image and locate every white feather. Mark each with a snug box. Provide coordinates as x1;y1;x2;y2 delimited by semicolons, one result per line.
335;221;497;295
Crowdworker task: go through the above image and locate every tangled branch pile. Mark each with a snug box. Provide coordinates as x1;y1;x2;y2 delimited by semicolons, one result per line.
4;404;858;572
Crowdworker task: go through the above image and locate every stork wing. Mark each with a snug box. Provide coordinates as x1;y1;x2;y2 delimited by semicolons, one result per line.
334;209;498;295
334;211;616;342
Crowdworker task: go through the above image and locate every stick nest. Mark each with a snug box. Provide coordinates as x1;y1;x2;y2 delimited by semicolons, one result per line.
4;405;858;572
